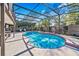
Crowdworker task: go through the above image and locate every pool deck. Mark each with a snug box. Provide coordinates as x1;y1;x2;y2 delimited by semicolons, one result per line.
1;32;79;56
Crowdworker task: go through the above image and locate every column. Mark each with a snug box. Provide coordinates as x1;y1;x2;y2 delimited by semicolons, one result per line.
1;3;5;56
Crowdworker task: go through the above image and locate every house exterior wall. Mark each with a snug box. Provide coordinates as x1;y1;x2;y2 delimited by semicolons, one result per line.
68;25;79;35
5;11;14;25
0;3;15;32
5;3;15;25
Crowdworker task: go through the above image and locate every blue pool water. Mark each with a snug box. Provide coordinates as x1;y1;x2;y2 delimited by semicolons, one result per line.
23;31;65;49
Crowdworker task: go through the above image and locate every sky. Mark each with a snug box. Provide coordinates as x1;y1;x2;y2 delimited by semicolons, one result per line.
13;3;68;22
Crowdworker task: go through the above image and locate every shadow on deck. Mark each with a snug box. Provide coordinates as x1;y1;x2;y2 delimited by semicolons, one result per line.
14;46;34;56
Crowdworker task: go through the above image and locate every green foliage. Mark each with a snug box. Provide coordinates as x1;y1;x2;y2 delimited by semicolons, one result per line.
62;3;79;26
16;20;36;30
35;18;50;31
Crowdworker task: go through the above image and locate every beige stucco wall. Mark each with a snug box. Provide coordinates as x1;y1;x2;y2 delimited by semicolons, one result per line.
5;12;14;25
68;25;79;34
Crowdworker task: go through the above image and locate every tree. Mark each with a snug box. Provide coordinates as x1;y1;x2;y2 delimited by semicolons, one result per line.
41;19;50;31
16;20;36;31
35;18;50;31
62;3;79;26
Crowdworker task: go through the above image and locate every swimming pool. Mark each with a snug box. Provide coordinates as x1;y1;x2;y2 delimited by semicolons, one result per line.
23;31;65;49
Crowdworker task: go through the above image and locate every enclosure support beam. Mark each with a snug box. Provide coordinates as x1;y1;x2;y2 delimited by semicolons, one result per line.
42;3;59;15
15;12;43;20
16;17;40;22
58;14;61;34
12;5;16;38
1;3;5;56
13;24;16;38
14;4;49;18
